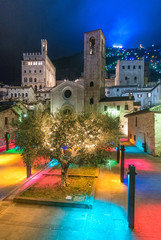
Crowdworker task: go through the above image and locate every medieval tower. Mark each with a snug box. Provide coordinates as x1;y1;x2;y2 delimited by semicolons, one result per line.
84;29;106;112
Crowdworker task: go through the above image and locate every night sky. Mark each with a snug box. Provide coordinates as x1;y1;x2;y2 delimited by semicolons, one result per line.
0;0;161;84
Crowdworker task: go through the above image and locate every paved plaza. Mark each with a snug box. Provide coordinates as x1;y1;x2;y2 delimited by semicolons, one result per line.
0;143;161;239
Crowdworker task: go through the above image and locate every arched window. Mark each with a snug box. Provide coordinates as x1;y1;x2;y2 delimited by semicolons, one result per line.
89;37;95;55
90;98;94;105
34;78;37;82
24;77;27;82
26;93;28;97
39;85;42;89
35;85;37;91
15;93;17;97
90;81;94;87
29;77;32;82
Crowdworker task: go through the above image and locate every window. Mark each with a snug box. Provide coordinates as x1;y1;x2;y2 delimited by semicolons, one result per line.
64;90;72;98
117;89;119;92
147;93;151;97
29;77;32;82
89;37;95;55
18;93;20;97
122;66;125;69
90;98;94;105
133;66;136;69
29;70;31;73
104;106;107;111
39;85;42;89
40;70;42;73
26;93;28;97
128;65;130;69
22;93;24;97
34;78;37;82
24;77;27;82
134;135;136;141
5;117;8;125
34;70;36;73
11;93;13;97
134;77;137;81
90;81;94;87
125;104;128;110
136;117;137;127
117;105;120;111
125;76;128;80
122;125;124;128
24;70;26;73
35;85;37;91
15;93;17;97
107;91;110;94
139;65;141;69
137;94;142;98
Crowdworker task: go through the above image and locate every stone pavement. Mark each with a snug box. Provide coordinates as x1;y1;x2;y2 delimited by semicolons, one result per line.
0;143;161;239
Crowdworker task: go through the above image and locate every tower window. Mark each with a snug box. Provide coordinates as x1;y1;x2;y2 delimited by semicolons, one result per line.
90;81;94;87
5;117;8;125
90;98;94;105
89;37;95;55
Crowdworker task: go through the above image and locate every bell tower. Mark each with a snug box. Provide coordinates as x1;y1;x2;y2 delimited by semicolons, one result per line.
41;39;47;57
84;29;106;113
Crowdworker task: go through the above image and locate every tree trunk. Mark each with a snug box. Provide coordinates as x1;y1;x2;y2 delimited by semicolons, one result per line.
61;165;68;187
26;165;31;178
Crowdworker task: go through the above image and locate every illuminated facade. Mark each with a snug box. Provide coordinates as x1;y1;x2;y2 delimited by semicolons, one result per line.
21;40;56;91
115;59;145;87
99;96;134;135
50;80;84;114
126;105;161;156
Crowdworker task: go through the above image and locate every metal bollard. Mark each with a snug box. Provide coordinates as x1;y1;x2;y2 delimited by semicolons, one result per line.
117;144;120;163
128;165;137;229
120;145;125;183
5;132;10;151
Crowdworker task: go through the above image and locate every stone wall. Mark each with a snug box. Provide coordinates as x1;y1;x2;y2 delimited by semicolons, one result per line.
128;112;155;155
154;113;161;156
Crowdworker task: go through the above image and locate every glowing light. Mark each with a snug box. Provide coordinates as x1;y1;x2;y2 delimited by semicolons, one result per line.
113;44;123;49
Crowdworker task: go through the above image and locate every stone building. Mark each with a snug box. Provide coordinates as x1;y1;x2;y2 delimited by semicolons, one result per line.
50;80;84;114
99;96;134;135
84;29;106;112
125;105;161;156
115;59;145;87
6;86;36;103
21;40;56;91
0;102;28;147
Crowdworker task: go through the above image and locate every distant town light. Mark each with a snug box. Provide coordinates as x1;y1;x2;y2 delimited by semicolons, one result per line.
113;44;123;49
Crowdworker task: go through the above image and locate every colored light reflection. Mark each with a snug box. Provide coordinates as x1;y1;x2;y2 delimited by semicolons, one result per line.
134;203;161;239
95;172;127;195
120;138;128;142
124;158;157;172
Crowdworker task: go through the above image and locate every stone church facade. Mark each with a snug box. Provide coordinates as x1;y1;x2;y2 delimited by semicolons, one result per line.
50;29;134;135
